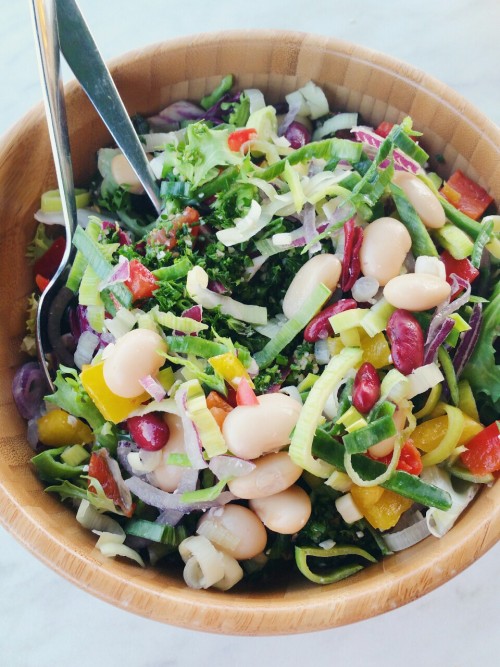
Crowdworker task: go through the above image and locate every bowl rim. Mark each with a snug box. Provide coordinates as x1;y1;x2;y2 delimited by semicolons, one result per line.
0;28;498;635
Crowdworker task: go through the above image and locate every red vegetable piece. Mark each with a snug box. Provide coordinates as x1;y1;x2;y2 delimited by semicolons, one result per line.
88;449;134;517
304;299;357;342
460;422;500;476
439;170;494;221
228;128;257;152
236;377;259;406
374;121;394;139
376;439;423;475
127;412;170;451
352;362;381;414
386;309;424;376
35;274;50;292
440;251;479;298
124;259;159;301
33;236;66;280
340;218;363;293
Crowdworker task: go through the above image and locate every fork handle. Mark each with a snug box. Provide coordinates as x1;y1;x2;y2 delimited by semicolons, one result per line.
30;0;77;271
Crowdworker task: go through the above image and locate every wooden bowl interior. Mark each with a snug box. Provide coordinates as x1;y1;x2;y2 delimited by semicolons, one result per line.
0;31;498;635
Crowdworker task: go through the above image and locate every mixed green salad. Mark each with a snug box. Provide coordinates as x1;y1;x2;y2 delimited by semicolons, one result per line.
13;75;499;590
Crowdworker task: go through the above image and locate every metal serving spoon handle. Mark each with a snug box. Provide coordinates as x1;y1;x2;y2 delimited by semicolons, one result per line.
55;0;162;214
31;0;78;389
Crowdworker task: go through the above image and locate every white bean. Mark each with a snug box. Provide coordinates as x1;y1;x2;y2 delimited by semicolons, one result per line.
111;153;145;195
227;451;303;499
359;217;412;286
197;505;267;560
222;393;302;460
103;328;167;398
383;273;451;311
282;254;341;320
392;172;445;229
148;414;186;492
250;485;312;535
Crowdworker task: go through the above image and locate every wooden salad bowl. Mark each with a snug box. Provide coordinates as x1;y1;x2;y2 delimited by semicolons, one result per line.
0;31;498;635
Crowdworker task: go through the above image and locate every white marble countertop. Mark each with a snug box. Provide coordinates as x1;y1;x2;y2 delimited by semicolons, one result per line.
0;1;498;665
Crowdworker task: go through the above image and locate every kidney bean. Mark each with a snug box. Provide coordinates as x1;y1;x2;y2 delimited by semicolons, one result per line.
352;362;381;413
284;121;311;149
386;309;424;375
127;412;170;451
341;218;363;292
303;298;357;342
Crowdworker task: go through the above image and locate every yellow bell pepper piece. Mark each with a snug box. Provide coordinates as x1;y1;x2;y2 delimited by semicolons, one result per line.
359;331;391;369
80;362;148;424
351;485;413;531
340;327;361;347
326;337;344;357
419;405;466;467
412;411;483;453
208;352;253;389
37;408;93;447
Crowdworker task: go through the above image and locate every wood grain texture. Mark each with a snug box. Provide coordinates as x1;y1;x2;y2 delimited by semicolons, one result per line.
0;31;498;635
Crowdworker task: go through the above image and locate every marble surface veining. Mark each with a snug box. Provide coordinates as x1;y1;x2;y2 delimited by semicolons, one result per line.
0;1;498;666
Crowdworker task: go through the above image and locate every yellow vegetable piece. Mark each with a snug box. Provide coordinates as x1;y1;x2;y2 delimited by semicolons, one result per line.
326;337;344;357
420;405;464;466
80;362;148;424
412;411;482;453
37;408;93;447
340;327;361;347
359;331;391;369
351;485;413;531
207;352;253;389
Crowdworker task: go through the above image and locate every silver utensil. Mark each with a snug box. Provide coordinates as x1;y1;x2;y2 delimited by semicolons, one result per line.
31;0;78;389
56;0;161;213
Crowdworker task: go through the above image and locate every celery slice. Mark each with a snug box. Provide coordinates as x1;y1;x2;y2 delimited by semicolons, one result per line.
254;283;332;369
166;335;228;359
66;218;101;292
361;298;395;337
184;379;227;458
433;223;473;260
289;347;363;478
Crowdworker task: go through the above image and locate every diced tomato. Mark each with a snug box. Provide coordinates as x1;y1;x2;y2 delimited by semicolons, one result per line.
440;250;480;297
35;274;50;292
460;422;500;476
374;440;423;476
236;377;259;406
228;128;257;152
33;236;66;280
88;449;134;517
374;121;394;139
124;259;159;301
165;206;201;250
440;170;494;220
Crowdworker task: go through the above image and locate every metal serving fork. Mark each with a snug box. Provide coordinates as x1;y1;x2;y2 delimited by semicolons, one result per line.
30;0;161;389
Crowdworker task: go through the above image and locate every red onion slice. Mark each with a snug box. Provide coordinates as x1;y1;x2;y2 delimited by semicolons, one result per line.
453;302;483;378
99;256;130;291
175;386;208;470
425;273;471;353
125;476;235;512
208;456;255;480
423;317;455;365
139;374;167;401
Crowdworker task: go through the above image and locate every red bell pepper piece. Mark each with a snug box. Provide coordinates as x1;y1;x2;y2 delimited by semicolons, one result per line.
35;274;50;292
440;250;479;297
88;449;134;517
33;236;66;280
374;121;394;139
228;128;257;152
341;218;363;292
124;259;159;301
374;440;423;476
440;170;493;221
460;422;500;476
236;377;259;406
